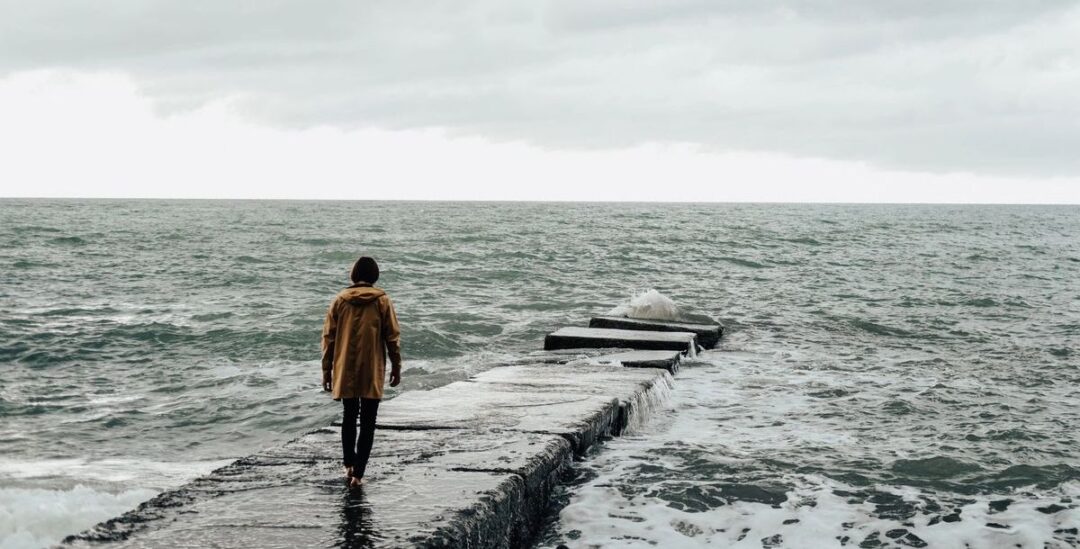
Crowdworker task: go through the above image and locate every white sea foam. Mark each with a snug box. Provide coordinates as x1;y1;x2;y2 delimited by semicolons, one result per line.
541;351;1080;548
623;372;676;434
0;458;229;549
0;485;157;549
0;458;227;487
551;474;1080;548
608;289;681;321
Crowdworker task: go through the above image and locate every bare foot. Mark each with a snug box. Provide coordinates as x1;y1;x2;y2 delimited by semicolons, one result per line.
342;466;353;479
348;476;363;489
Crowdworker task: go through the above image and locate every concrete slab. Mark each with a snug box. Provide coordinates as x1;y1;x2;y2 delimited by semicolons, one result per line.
372;365;668;452
63;363;672;549
589;315;723;348
65;428;572;549
543;326;697;353
371;382;621;453
502;348;634;365
467;364;669;404
570;350;682;373
465;365;673;439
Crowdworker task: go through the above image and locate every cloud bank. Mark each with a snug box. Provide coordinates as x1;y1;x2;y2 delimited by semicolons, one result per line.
3;71;1078;203
3;0;1079;179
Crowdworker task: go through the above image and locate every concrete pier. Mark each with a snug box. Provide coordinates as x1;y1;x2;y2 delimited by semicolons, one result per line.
588;316;723;349
543;326;697;353
63;363;673;549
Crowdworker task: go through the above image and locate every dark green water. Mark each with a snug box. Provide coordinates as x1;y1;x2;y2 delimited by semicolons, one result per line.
1;199;1078;547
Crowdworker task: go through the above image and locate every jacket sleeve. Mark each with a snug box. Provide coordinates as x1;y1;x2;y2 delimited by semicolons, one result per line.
321;298;338;377
381;295;402;369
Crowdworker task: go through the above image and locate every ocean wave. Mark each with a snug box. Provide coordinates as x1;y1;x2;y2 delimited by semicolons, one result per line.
46;236;87;246
608;289;680;321
9;225;62;234
847;319;914;338
235;255;270;264
717;257;769;269
972;464;1080;492
11;260;56;270
297;237;337;246
544;470;1080;548
0;485;157;549
778;237;824;246
891;456;983;479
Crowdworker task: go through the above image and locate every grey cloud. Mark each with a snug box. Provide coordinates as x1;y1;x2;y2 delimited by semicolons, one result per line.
2;0;1078;175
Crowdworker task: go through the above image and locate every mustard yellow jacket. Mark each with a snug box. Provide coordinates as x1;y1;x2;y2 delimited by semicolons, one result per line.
321;283;402;400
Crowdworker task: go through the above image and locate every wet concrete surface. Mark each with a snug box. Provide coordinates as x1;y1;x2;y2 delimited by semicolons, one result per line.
543;326;697;353
62;363;673;548
373;364;671;451
588;316;723;348
503;347;636;365
504;349;681;373
572;350;682;373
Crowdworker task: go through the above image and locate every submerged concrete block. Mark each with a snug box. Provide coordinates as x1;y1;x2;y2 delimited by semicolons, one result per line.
468;364;667;397
373;382;621;453
544;326;697;353
467;364;673;439
589;315;723;349
502;348;634;366
373;364;668;452
572;350;682;373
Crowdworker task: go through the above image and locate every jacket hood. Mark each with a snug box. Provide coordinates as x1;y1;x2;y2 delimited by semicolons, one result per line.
338;284;386;305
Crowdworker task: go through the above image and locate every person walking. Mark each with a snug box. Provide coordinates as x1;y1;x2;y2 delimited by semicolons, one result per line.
321;256;402;488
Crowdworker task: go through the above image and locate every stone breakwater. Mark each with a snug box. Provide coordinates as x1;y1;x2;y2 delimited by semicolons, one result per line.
62;315;719;548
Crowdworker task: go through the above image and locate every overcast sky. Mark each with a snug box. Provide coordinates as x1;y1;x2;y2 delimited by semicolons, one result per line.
2;1;1079;203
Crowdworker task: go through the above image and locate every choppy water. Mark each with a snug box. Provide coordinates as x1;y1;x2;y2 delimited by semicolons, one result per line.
1;199;1078;548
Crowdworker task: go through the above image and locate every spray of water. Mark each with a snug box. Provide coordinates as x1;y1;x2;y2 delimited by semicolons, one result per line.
608;289;680;321
0;485;158;549
622;372;675;434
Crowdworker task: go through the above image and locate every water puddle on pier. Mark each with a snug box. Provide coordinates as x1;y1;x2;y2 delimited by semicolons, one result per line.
535;339;1080;548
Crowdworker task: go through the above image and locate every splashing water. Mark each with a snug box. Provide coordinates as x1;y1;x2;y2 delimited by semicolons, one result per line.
608;289;681;321
623;372;675;434
536;346;1080;548
0;485;158;549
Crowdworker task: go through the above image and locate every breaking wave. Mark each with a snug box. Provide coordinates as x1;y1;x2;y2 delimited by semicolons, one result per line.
608;289;681;321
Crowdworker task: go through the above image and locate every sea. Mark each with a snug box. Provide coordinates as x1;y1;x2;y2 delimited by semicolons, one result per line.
1;199;1078;548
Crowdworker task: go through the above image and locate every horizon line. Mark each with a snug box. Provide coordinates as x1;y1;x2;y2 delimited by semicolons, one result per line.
2;196;1078;207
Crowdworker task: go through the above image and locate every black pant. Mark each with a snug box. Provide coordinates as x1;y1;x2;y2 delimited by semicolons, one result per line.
341;397;380;479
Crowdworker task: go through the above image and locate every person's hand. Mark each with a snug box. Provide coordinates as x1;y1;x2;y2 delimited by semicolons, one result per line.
322;372;332;392
389;366;402;388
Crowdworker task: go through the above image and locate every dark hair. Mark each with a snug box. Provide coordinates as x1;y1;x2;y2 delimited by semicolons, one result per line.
350;256;380;284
